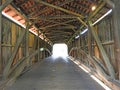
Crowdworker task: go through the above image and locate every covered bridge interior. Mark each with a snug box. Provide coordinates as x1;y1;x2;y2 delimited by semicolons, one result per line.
0;0;120;90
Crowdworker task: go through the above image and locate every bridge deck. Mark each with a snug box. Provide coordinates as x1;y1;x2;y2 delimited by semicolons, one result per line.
6;57;105;90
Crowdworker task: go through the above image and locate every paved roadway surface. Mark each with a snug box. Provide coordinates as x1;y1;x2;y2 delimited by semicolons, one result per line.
6;56;105;90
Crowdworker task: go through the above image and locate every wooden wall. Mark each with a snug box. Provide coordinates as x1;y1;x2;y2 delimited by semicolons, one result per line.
69;14;120;90
0;17;52;79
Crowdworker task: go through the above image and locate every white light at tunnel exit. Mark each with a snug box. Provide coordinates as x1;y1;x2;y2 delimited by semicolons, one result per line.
52;43;68;58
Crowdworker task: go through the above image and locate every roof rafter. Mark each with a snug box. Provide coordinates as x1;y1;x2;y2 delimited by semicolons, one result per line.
29;15;76;20
39;19;77;29
34;0;87;27
67;1;106;44
29;0;74;18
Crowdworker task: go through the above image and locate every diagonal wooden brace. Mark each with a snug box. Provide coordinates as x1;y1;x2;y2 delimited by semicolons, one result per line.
88;21;115;79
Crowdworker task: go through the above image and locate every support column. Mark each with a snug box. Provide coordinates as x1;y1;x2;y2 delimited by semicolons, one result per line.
37;30;40;61
113;0;120;80
88;26;92;56
77;37;80;58
25;22;30;66
0;0;2;74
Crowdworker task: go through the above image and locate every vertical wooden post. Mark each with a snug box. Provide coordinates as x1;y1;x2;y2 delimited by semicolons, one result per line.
25;22;30;66
0;0;2;74
78;36;80;47
37;30;40;61
113;0;120;80
3;29;26;79
77;37;80;58
76;40;79;58
0;0;14;74
43;38;45;59
88;21;115;79
88;26;92;56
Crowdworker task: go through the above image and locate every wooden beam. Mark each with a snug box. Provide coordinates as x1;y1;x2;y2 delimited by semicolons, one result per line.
37;30;40;61
49;35;69;38
35;17;76;29
0;0;2;74
46;34;69;38
36;0;86;26
0;0;13;11
103;0;115;8
9;46;48;77
3;23;32;79
12;3;52;45
0;0;13;76
70;48;109;78
112;0;120;80
67;25;85;44
40;19;77;29
37;1;84;18
67;2;106;44
45;32;72;35
29;15;76;20
88;2;106;20
25;22;30;66
77;17;87;27
29;0;75;17
54;33;70;36
88;25;92;56
88;21;115;79
46;26;76;30
45;31;72;35
3;29;26;79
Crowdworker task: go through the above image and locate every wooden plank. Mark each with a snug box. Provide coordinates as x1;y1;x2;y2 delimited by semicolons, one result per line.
37;1;84;18
36;17;75;29
88;26;92;56
37;30;40;61
113;0;120;80
67;2;106;44
29;0;75;17
12;3;52;44
70;48;109;78
30;15;76;20
25;22;30;66
3;28;26;79
0;0;13;11
88;21;115;79
35;0;87;27
40;19;77;29
0;0;2;74
103;0;114;8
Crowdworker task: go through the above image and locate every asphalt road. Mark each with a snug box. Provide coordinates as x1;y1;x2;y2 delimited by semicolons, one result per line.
6;56;105;90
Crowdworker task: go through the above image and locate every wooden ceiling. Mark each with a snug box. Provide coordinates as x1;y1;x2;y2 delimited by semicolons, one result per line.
5;0;111;44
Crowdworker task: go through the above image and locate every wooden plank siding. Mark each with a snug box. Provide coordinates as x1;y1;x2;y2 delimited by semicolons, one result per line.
69;14;120;89
0;16;51;79
0;0;2;75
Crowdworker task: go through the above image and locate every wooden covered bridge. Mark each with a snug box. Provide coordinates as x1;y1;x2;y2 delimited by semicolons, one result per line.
0;0;120;90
